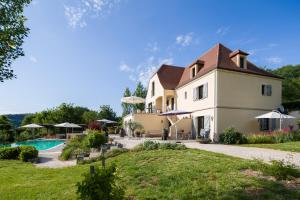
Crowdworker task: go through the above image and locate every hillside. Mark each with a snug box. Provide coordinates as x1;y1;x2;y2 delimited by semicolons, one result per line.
5;114;28;128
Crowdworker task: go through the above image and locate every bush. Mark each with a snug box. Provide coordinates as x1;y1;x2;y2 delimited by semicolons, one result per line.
60;137;90;161
132;141;187;151
219;127;245;144
85;130;107;149
18;146;38;162
245;131;300;144
77;164;124;200
0;147;20;159
256;159;300;180
0;146;38;162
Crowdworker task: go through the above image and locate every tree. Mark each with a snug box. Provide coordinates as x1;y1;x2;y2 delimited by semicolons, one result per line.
0;0;31;82
98;105;117;121
121;87;132;117
82;111;98;124
267;64;300;102
0;115;14;143
133;82;147;111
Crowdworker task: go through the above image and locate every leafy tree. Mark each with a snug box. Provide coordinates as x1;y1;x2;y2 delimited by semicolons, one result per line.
0;0;31;82
0;115;14;143
0;115;12;130
77;164;124;200
267;64;300;102
121;87;132;116
82;111;98;124
98;105;117;121
84;130;107;149
133;82;147;111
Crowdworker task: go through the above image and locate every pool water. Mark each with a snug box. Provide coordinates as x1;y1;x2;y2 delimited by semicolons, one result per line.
3;139;65;151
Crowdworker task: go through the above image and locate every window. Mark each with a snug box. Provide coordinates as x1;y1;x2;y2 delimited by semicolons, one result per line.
260;119;269;131
262;84;272;96
184;91;187;99
171;98;174;110
148;103;153;113
151;81;155;97
193;83;208;101
191;67;196;78
239;56;245;68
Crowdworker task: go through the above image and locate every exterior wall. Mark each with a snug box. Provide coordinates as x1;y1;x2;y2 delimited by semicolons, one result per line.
216;70;282;135
169;118;192;139
145;75;176;112
217;70;282;110
176;70;216;111
123;113;168;136
176;71;217;139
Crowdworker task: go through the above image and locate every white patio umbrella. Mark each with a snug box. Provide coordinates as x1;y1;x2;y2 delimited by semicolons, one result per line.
97;119;117;124
121;96;145;104
54;122;81;135
19;123;44;136
255;110;295;130
20;123;44;128
160;110;192;140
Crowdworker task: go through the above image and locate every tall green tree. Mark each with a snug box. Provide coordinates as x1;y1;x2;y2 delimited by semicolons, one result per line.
98;105;117;121
121;87;132;116
0;115;14;143
267;64;300;102
0;0;31;82
133;82;147;111
82;110;98;124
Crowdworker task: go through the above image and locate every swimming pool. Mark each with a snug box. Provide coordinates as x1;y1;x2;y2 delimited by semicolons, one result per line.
2;139;65;151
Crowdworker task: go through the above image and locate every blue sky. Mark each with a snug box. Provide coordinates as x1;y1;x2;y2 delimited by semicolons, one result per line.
0;0;299;115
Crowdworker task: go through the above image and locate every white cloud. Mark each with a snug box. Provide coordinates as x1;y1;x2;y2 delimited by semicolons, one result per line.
29;55;38;63
64;6;87;28
266;57;282;64
145;42;159;53
216;26;230;36
119;63;133;72
176;32;193;47
248;43;279;56
120;56;173;86
64;0;121;29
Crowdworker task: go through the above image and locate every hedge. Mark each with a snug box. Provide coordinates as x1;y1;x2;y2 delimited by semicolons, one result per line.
0;146;38;162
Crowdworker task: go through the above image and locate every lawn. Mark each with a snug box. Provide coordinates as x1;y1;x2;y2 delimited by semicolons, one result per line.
0;149;300;200
241;141;300;153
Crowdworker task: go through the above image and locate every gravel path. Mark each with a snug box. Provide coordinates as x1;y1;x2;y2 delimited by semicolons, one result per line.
113;136;300;167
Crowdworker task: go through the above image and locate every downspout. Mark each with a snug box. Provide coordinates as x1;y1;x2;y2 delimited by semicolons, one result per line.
214;70;218;142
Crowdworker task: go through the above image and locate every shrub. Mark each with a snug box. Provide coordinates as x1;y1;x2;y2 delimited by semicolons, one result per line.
60;137;90;161
219;127;245;144
77;164;124;200
0;146;38;162
18;146;38;162
85;130;107;149
256;159;300;180
246;134;275;144
132;141;187;151
0;147;20;159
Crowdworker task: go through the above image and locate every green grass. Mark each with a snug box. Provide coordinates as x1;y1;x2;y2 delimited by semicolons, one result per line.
241;141;300;152
1;149;300;200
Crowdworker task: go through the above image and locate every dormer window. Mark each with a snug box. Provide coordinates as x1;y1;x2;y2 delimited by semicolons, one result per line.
191;67;196;78
229;49;248;69
239;56;245;69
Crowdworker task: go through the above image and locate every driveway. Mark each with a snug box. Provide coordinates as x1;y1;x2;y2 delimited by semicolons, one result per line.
113;136;300;167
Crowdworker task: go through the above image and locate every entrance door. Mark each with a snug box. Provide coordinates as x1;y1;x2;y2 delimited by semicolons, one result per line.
197;116;204;137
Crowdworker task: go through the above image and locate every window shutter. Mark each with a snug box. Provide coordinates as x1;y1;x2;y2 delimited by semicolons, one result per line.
192;117;197;139
204;115;210;131
267;85;272;96
203;83;208;98
193;88;196;101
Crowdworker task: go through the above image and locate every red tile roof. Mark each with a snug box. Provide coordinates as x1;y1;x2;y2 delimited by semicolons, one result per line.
154;43;282;90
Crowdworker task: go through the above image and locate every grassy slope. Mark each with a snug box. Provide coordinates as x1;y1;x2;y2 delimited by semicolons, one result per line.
0;149;299;200
241;141;300;153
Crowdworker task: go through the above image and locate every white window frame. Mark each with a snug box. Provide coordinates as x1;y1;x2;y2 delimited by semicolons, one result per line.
193;83;208;101
262;84;272;96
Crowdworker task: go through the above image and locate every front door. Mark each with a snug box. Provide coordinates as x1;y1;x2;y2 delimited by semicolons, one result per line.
197;116;204;137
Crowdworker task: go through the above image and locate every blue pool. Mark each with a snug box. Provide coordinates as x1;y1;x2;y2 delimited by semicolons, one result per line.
1;139;65;151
